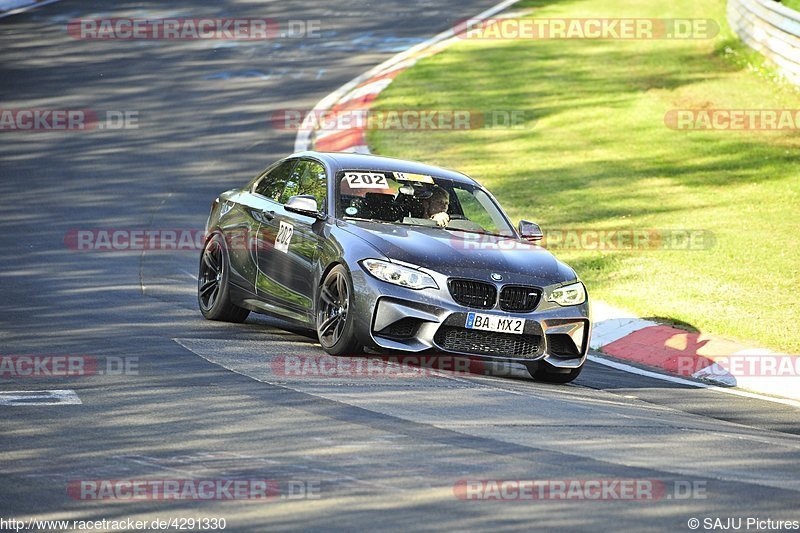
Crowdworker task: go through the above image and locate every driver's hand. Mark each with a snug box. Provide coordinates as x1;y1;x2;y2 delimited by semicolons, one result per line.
431;212;450;227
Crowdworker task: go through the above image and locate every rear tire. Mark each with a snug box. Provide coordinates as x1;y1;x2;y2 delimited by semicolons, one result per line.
528;362;583;384
198;234;250;323
316;264;361;355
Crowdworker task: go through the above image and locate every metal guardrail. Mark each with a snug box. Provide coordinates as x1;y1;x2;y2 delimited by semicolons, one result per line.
728;0;800;84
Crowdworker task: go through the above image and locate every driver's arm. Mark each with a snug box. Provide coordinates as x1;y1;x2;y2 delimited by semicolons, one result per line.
430;212;450;227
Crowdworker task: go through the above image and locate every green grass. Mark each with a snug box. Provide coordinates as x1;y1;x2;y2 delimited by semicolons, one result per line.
781;0;800;12
368;0;800;352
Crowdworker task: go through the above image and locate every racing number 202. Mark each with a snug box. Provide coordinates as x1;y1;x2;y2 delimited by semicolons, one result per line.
345;173;388;189
275;221;294;253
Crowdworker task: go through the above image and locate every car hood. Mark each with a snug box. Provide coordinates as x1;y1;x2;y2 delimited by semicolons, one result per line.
339;220;577;286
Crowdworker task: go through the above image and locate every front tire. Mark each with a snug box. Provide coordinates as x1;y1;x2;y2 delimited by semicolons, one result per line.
316;264;361;355
198;234;250;323
528;362;583;384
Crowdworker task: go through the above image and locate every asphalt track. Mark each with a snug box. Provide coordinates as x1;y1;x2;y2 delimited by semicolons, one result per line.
1;1;799;531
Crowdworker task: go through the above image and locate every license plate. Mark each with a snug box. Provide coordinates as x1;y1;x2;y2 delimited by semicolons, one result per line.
465;312;525;335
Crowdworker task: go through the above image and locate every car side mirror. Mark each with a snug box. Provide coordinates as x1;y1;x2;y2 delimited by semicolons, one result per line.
518;220;543;241
285;195;323;219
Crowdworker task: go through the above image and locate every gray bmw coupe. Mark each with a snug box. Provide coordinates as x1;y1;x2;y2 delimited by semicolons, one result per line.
199;151;590;382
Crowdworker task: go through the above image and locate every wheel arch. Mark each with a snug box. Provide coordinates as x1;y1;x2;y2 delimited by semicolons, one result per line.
314;259;350;316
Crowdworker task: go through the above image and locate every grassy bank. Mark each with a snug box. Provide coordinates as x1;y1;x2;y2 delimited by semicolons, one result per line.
781;0;800;12
368;0;800;351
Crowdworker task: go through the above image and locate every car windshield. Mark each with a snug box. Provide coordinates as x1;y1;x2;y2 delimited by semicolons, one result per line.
337;170;514;237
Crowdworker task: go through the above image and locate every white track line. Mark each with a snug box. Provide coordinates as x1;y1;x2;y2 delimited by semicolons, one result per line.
589;354;800;409
0;0;60;19
0;389;81;406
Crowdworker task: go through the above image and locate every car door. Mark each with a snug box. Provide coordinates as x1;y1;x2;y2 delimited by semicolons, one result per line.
256;158;328;323
248;158;299;311
217;161;291;292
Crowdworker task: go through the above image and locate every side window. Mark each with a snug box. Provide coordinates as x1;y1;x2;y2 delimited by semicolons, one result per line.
278;162;303;204
254;159;296;201
277;159;328;212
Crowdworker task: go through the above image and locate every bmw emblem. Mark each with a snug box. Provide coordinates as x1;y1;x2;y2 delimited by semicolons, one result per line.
490;273;503;281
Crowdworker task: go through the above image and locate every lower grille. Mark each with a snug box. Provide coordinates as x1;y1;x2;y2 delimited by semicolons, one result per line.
376;318;419;339
546;333;580;357
434;326;541;358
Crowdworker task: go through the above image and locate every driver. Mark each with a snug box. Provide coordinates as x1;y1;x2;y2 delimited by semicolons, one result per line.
421;186;450;227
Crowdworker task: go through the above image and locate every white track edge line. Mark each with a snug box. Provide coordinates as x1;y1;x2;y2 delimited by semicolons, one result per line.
0;0;60;19
589;354;800;408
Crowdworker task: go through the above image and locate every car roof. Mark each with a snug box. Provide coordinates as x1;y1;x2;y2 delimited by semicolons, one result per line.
292;151;479;185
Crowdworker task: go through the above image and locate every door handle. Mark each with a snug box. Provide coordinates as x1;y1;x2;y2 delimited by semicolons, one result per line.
254;210;275;223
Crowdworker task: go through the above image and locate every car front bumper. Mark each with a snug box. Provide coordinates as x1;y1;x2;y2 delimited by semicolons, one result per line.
349;266;591;369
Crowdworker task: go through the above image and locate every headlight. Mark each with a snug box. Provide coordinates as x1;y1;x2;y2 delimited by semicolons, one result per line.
547;281;586;306
361;259;438;290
